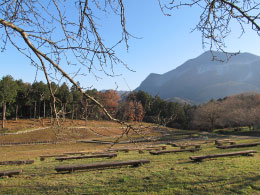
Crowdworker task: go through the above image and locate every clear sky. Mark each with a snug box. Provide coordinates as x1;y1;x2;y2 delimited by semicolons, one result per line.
1;0;260;91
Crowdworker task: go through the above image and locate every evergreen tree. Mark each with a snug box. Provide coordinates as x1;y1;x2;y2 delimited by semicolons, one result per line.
0;76;18;128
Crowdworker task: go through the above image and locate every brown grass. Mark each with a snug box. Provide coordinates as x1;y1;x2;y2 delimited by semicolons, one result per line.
1;118;124;131
0;142;112;161
0;119;159;147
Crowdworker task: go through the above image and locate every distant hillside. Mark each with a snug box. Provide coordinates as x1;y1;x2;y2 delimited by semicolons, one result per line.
135;51;260;104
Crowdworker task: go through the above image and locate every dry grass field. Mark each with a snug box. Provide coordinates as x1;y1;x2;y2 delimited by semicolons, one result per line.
0;119;157;144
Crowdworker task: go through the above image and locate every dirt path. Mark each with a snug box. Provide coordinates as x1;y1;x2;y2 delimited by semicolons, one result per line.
1;127;50;135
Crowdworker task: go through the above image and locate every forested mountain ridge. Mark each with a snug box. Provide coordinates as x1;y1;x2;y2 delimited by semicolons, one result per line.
136;51;260;104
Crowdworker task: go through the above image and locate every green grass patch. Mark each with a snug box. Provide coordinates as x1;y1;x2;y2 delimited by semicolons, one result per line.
1;138;260;194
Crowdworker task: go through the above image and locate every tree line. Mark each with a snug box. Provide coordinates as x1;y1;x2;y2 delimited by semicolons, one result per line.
0;75;119;128
0;75;195;129
193;93;260;131
1;75;259;131
121;91;260;131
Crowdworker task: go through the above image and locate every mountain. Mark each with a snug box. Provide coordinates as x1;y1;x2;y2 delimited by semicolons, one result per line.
135;51;260;104
100;90;129;96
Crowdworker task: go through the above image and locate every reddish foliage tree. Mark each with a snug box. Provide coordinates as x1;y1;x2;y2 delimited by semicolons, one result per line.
120;101;144;122
99;90;120;118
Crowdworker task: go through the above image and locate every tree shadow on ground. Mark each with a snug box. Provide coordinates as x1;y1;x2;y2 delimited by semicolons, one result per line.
216;129;260;137
171;174;260;193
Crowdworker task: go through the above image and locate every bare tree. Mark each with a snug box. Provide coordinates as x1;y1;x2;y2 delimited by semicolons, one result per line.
0;1;154;145
159;0;260;57
221;94;260;130
193;100;223;131
0;1;260;134
0;1;130;123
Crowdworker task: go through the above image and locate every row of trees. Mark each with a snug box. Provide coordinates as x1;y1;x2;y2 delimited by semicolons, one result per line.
193;93;260;131
124;91;196;129
122;92;260;131
0;75;122;128
0;75;195;129
1;75;260;131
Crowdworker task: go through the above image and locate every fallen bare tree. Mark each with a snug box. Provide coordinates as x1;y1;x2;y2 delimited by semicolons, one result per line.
55;153;117;161
55;159;150;173
190;150;257;161
0;169;22;177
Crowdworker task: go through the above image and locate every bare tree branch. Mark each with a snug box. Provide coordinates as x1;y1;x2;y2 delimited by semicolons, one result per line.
159;0;260;55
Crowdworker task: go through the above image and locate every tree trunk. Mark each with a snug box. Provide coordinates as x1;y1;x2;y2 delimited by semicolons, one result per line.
34;102;36;119
150;148;200;155
76;104;78;120
85;100;88;126
55;153;117;161
29;105;32;119
2;102;6;129
51;97;60;127
210;118;215;131
38;101;41;119
50;102;53;124
190;150;257;161
43;100;46;118
55;159;150;172
64;104;67;122
72;104;74;120
62;104;65;123
41;118;44;127
217;143;260;149
15;104;19;121
0;170;22;177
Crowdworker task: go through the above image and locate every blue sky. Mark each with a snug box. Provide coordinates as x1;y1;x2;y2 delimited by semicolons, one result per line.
1;0;260;91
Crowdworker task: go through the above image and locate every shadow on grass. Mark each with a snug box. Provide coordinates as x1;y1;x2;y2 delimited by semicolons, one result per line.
156;128;230;143
171;174;260;193
2;170;260;194
216;129;260;137
216;175;260;193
